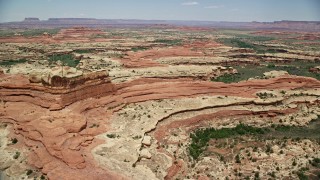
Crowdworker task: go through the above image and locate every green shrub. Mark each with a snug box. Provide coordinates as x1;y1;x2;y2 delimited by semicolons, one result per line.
254;172;260;179
132;135;142;140
311;158;320;167
48;54;80;67
106;134;116;138
235;154;241;163
267;63;276;68
11;138;18;144
266;145;272;153
26;169;33;176
256;92;275;99
297;171;308;180
13;152;20;159
292;160;297;166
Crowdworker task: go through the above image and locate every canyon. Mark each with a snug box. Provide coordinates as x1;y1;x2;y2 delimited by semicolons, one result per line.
0;25;319;180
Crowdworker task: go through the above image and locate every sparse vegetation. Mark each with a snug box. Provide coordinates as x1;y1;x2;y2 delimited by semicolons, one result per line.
254;171;260;180
89;123;99;128
0;59;27;66
267;63;276;68
13;151;20;159
106;134;116;138
311;158;320;168
0;28;60;37
189;124;267;159
26;169;33;176
256;92;275;99
132;135;142;140
218;38;255;49
189;117;320;160
297;169;308;180
213;60;320;83
48;54;80;67
11;138;18;144
131;46;149;52
213;73;240;83
235;154;241;163
217;37;277;54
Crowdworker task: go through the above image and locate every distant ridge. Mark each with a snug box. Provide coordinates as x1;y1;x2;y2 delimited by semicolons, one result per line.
48;18;97;21
24;18;40;22
1;18;319;31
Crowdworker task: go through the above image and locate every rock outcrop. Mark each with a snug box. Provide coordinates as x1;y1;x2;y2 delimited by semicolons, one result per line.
0;70;114;110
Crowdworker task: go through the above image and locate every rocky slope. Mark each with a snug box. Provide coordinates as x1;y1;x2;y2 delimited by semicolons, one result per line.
1;71;320;179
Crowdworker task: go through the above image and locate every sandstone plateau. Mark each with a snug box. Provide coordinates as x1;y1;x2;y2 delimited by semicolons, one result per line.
0;27;319;180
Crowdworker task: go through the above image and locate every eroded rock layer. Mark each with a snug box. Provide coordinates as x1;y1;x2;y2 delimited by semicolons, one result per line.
1;71;320;179
0;71;115;110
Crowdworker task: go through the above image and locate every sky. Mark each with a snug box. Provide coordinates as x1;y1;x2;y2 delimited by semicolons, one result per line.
0;0;319;23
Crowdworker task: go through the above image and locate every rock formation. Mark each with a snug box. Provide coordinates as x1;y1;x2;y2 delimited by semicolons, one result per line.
0;26;319;180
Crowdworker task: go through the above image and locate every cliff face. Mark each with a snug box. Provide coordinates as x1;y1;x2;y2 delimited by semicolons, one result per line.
0;70;127;180
0;71;115;110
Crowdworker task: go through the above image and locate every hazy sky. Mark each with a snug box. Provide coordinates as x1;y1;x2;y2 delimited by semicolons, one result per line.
0;0;319;22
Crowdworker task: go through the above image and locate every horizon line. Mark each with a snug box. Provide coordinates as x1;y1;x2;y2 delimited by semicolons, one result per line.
1;17;320;24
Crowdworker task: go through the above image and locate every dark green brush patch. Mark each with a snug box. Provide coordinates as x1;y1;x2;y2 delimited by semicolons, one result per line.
297;168;309;180
267;63;276;68
212;73;241;84
212;61;320;83
271;62;320;80
48;54;80;68
0;30;15;37
311;158;320;168
220;32;276;42
189;124;268;159
189;118;320;160
131;46;149;52
244;35;275;42
0;59;27;66
217;38;255;49
212;65;269;83
26;169;33;176
266;119;320;139
0;29;60;37
217;33;280;54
